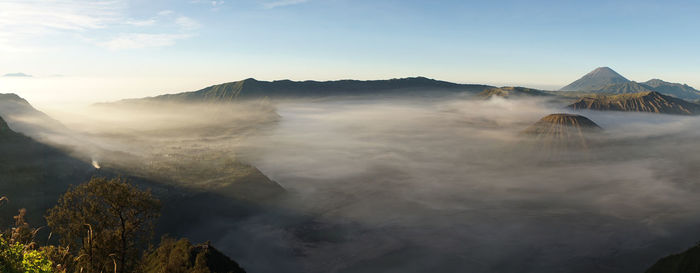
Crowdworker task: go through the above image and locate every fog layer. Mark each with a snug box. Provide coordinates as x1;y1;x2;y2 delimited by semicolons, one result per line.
39;95;700;273
232;96;700;273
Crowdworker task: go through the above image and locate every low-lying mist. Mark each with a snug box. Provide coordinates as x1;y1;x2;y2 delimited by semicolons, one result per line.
40;94;700;273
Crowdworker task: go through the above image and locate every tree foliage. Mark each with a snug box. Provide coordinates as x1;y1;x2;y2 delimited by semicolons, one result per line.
0;196;52;273
45;177;161;273
141;237;246;273
0;235;53;273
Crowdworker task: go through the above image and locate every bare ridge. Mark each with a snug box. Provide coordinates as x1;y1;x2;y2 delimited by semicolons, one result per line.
568;91;700;115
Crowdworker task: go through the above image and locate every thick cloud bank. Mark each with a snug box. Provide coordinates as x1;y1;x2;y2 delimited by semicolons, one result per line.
39;95;700;273
230;96;700;273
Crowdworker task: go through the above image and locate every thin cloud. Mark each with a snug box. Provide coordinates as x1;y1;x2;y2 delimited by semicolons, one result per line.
263;0;309;9
176;16;202;30
97;33;192;50
2;73;32;77
125;19;157;27
0;1;201;52
0;0;122;32
157;10;175;16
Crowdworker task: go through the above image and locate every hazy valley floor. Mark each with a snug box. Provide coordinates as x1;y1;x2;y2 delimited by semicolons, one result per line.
36;95;700;273
216;96;700;273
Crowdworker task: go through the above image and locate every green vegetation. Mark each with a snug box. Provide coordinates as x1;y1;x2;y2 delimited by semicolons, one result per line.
134;77;493;102
46;177;161;273
1;178;246;273
0;197;52;273
0;236;52;273
141;237;245;273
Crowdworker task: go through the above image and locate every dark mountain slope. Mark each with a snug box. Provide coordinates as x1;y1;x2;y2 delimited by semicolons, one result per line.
588;81;655;94
0;93;67;140
0;115;96;224
129;77;494;103
568;91;700;115
645;244;700;273
560;67;630;91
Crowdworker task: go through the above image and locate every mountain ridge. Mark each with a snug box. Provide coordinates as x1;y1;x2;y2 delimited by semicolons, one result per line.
568;91;700;115
560;67;700;99
118;77;495;103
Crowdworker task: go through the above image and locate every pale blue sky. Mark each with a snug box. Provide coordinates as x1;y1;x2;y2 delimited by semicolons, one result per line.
0;0;699;107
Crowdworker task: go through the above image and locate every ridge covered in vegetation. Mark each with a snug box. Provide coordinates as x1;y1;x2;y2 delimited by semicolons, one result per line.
126;77;494;102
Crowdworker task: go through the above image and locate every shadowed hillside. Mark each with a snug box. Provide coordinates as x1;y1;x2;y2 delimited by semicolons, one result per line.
645;244;700;273
0;93;68;140
0;115;96;226
643;79;700;100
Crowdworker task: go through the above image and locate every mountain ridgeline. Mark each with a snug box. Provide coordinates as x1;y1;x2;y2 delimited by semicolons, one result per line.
131;77;494;102
560;67;700;100
645;244;700;273
568;91;700;115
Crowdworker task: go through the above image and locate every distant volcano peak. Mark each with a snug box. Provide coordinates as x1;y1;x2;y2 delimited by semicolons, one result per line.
589;67;624;77
560;67;630;91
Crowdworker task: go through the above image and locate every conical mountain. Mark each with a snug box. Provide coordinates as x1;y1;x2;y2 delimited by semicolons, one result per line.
560;67;630;91
523;113;602;150
568;91;700;115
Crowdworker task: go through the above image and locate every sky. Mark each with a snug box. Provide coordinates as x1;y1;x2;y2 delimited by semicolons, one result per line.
0;0;699;108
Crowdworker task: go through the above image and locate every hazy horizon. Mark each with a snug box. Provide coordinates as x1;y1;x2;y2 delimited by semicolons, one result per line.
2;0;700;109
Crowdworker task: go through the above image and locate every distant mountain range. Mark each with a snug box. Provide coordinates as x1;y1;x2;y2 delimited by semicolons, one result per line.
560;67;700;100
561;67;630;91
568;91;700;115
125;77;494;103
